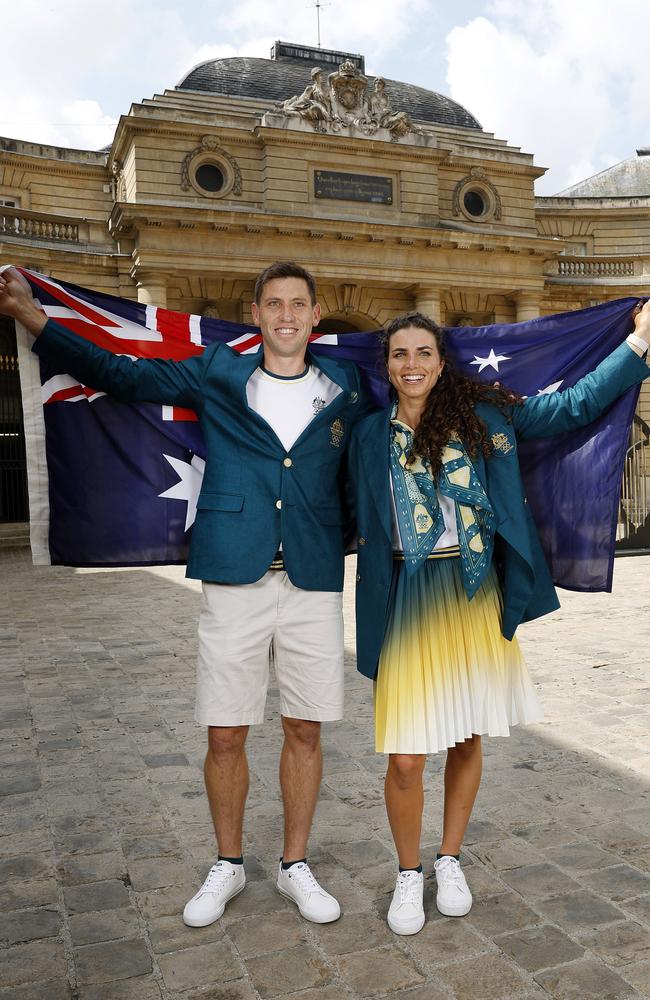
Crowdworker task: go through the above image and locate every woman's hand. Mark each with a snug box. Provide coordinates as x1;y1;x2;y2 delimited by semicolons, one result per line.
632;299;650;348
0;266;47;336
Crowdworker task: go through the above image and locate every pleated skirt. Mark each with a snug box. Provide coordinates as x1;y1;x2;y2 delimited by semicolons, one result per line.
374;553;543;754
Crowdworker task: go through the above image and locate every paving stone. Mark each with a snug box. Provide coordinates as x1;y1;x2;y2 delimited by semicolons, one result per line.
142;752;190;768
407;916;490;965
535;957;638;999
169;981;256;1000
582;920;650;966
545;841;621;871
221;880;288;922
0;853;53;882
0;761;41;795
580;864;650;902
621;894;650;926
64;879;130;914
148;912;224;953
494;923;585;971
0;906;61;946
1;982;73;1000
158;940;243;992
467;893;541;937
134;885;190;919
68;906;141;946
0;938;67;988
120;834;182;861
313;911;393;956
58;851;127;885
336;944;425;997
436;952;529;999
537;890;628;934
227;909;307;958
126;857;196;891
74;938;152;986
77;976;162;1000
501;862;580;899
55;831;117;856
325;837;393;872
620;960;650;994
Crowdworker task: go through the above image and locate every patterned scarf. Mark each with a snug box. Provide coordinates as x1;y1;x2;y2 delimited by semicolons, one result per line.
390;413;495;598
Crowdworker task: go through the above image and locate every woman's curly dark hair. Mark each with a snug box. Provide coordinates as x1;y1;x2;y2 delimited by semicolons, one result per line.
383;312;523;476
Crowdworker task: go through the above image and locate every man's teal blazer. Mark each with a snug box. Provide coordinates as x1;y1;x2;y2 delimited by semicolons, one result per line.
34;319;367;590
348;342;650;680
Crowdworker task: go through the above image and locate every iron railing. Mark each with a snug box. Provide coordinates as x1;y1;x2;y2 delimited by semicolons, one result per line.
0;344;28;523
617;413;650;549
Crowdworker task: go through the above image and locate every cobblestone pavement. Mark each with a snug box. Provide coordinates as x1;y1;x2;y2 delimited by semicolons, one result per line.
2;548;650;1000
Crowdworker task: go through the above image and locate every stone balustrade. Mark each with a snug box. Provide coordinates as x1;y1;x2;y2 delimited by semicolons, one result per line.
0;207;83;243
547;256;638;279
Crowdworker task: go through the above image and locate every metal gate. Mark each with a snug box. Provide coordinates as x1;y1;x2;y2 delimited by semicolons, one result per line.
617;413;650;551
0;319;28;522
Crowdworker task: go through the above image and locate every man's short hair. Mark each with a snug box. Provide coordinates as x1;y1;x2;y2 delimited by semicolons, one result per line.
253;262;317;305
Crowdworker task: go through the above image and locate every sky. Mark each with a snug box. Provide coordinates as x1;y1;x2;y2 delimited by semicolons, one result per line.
3;0;649;195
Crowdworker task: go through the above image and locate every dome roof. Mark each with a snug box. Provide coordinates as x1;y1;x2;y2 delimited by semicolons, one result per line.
177;55;482;131
555;150;650;198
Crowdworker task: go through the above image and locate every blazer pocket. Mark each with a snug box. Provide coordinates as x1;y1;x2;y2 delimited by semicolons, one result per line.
197;492;245;512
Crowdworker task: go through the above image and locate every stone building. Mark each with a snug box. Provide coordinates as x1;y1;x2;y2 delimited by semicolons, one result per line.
0;41;648;543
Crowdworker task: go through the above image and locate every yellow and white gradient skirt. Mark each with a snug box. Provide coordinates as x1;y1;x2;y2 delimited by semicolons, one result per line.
374;551;543;754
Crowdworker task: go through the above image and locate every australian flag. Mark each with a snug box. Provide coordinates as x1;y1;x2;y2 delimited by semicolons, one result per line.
12;266;642;592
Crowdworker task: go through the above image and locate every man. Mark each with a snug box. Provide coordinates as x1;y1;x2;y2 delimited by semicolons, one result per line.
0;262;369;926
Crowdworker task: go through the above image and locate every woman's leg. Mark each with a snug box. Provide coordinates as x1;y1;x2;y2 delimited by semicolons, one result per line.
384;754;426;868
439;734;482;856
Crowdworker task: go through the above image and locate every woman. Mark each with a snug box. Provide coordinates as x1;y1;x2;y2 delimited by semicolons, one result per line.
348;307;650;936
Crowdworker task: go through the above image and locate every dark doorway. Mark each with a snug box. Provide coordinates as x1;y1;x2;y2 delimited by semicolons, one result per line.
0;317;28;522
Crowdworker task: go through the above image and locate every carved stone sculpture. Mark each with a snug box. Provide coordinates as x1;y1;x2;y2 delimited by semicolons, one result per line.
278;62;419;141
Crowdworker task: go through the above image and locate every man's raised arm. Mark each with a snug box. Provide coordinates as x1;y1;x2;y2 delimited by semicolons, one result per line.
0;267;47;334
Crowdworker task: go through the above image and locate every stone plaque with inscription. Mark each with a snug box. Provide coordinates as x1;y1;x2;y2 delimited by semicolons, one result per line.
314;170;393;204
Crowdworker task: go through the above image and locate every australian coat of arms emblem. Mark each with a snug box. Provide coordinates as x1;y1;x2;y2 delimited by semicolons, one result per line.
330;418;345;447
491;431;514;455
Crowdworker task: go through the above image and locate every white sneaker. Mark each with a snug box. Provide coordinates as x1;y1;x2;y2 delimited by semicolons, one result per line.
434;856;472;916
387;870;425;935
276;861;340;923
183;860;245;926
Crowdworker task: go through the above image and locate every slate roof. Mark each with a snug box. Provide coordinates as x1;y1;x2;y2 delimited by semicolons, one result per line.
177;56;482;131
555;150;650;197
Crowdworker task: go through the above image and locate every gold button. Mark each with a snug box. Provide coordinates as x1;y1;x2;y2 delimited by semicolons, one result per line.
356;573;361;582
358;537;366;545
283;457;293;468
275;499;282;510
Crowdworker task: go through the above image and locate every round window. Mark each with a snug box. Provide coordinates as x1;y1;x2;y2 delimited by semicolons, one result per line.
195;163;225;193
463;189;486;218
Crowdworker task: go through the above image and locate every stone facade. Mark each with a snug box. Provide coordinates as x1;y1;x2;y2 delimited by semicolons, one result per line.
1;41;648;422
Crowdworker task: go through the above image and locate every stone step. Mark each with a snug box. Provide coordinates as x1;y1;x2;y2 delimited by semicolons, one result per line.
0;521;30;548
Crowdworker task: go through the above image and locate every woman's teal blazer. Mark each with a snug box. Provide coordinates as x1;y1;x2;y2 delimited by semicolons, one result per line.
348;342;650;680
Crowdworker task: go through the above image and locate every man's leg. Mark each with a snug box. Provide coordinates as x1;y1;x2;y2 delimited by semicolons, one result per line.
205;725;250;856
279;716;322;862
273;578;343;922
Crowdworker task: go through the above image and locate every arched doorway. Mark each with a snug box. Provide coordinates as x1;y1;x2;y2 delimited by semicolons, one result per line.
0;317;28;522
317;312;379;335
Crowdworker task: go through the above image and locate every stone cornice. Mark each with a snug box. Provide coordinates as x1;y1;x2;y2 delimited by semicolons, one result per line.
0;153;109;180
109;202;559;256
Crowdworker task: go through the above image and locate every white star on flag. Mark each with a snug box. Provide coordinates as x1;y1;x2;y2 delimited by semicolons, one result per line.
536;380;563;394
158;454;206;531
470;348;511;373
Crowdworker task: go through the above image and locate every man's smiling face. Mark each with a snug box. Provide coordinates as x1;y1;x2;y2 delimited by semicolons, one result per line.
251;277;321;367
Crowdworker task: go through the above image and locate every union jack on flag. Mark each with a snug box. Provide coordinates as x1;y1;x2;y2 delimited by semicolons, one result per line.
12;266;642;593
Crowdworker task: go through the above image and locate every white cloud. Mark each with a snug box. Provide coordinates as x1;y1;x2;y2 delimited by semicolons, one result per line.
445;0;650;193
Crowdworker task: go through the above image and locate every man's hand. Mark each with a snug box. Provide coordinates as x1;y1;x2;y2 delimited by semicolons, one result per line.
0;267;47;336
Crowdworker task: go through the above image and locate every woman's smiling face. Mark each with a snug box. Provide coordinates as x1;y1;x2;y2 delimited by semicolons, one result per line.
386;325;445;405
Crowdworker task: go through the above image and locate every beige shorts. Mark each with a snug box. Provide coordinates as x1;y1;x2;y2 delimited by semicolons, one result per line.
195;571;344;727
